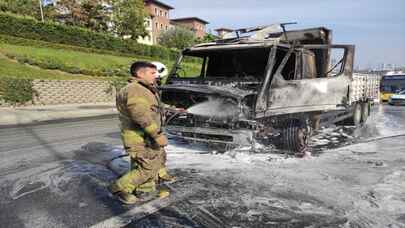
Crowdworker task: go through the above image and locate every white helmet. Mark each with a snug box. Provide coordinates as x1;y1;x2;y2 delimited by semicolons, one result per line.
151;61;168;78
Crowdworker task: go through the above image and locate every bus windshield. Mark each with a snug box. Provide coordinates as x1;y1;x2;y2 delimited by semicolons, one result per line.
380;75;405;93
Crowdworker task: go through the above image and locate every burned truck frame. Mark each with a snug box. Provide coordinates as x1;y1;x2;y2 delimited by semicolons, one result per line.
161;26;369;153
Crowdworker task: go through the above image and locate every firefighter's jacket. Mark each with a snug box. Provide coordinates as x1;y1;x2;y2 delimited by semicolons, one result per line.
116;77;163;148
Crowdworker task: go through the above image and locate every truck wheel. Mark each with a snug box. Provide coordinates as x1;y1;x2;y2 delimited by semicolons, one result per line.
282;120;310;154
361;102;370;123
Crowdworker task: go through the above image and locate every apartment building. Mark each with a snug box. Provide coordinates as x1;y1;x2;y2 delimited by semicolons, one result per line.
136;16;154;45
143;0;174;44
52;0;209;45
170;17;209;39
215;27;234;39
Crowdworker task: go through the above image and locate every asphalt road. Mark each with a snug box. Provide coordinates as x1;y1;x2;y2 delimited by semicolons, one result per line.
0;115;121;177
0;104;404;227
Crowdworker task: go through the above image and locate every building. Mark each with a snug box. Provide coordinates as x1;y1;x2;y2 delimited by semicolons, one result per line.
170;17;209;39
214;27;234;38
136;16;154;45
51;0;209;45
143;0;174;44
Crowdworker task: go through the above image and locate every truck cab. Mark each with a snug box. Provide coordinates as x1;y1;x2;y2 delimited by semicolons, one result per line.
160;25;356;153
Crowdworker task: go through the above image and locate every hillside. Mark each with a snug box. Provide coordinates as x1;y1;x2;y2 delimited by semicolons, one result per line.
0;54;102;80
0;38;200;80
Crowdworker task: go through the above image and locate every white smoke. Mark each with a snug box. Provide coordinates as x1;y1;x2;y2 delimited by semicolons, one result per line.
187;97;239;118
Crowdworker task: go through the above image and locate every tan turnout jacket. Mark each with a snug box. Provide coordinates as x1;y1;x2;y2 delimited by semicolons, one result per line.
116;78;163;148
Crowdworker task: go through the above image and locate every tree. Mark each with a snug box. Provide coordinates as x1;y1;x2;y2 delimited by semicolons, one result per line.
42;3;58;21
111;0;147;39
55;0;86;26
0;0;42;19
55;0;110;32
196;32;217;44
158;26;196;50
81;0;111;32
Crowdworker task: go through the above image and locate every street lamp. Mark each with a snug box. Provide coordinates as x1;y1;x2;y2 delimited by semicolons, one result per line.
39;0;44;22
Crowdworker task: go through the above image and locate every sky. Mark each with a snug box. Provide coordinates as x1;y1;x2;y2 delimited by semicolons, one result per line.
164;0;405;69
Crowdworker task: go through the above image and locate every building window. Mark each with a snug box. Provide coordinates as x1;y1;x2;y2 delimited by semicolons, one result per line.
165;25;168;30
165;12;168;18
160;10;162;16
155;22;158;30
160;24;163;29
155;8;157;15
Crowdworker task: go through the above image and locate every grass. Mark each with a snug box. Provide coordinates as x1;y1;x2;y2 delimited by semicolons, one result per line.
0;34;141;58
0;43;134;77
0;54;110;80
0;41;202;79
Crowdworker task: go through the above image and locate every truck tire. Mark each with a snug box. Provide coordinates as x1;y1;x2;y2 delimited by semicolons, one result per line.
282;120;310;154
361;101;370;123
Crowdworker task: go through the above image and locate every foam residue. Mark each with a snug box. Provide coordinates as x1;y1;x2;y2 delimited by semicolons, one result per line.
9;160;115;200
355;105;405;139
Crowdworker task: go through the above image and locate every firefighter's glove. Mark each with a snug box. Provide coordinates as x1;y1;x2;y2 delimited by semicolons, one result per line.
154;133;168;147
145;123;168;147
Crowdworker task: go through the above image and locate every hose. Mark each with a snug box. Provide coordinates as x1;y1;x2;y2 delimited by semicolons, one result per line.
164;111;187;127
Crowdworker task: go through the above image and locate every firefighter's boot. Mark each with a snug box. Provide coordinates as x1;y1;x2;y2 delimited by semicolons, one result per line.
159;188;170;199
108;182;121;194
136;180;156;193
117;192;139;205
158;168;176;183
109;183;138;205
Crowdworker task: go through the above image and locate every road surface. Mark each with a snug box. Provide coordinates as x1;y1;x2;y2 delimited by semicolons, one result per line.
0;105;404;227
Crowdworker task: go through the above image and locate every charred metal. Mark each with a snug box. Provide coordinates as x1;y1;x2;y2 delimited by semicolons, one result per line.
160;25;374;153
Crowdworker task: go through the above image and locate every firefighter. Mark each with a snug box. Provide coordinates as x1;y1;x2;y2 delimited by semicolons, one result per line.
109;61;168;204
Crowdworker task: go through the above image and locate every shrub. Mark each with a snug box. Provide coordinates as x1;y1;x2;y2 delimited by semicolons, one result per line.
0;78;37;105
2;49;130;77
0;34;136;58
0;12;179;61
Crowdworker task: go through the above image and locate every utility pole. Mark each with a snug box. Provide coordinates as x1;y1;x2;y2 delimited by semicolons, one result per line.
39;0;44;22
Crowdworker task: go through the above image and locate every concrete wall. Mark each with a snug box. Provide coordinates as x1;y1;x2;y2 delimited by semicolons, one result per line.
0;99;9;107
31;79;114;105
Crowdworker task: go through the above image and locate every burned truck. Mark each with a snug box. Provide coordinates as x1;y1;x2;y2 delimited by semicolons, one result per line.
160;25;375;153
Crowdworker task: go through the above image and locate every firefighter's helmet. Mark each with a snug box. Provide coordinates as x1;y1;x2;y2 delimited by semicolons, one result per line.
151;61;168;78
